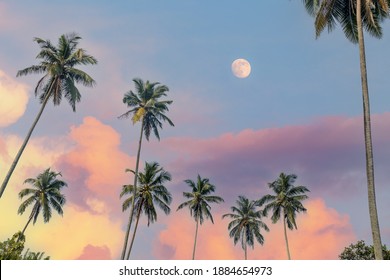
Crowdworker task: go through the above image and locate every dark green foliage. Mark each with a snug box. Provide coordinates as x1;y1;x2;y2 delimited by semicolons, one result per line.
303;0;390;43
177;175;224;224
222;196;269;257
0;232;49;260
17;33;97;110
258;173;309;230
119;78;174;140
121;161;173;226
339;240;390;260
18;168;67;235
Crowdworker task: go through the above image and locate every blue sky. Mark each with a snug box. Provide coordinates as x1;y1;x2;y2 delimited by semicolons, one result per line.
1;1;390;259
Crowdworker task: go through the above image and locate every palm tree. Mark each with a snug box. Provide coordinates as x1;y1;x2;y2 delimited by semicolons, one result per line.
120;161;172;259
0;33;97;198
222;196;269;260
258;173;309;260
177;175;224;260
118;78;174;259
17;168;67;238
302;0;389;260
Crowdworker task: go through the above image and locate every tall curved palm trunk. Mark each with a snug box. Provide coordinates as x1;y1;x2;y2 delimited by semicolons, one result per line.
302;0;386;260
0;83;53;198
356;0;383;260
121;119;144;260
0;33;96;199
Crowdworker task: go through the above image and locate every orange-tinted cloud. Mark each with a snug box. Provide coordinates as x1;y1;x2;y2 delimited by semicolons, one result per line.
19;203;123;259
0;117;134;259
154;198;355;260
0;70;29;127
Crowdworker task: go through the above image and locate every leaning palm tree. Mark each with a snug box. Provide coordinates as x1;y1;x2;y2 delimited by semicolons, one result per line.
222;196;269;260
118;78;174;259
120;161;172;259
17;168;67;238
0;33;97;198
302;0;389;260
177;175;224;260
258;173;309;260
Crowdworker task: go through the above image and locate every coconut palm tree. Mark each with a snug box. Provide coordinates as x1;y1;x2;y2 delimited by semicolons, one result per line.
120;162;172;259
118;78;174;259
0;33;97;198
177;175;224;260
222;196;269;260
258;173;309;260
302;0;389;260
17;168;67;238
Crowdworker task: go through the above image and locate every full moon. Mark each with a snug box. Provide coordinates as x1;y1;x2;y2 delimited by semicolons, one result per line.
231;58;251;78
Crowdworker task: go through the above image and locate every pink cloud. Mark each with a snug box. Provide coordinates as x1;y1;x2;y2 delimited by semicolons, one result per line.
261;199;355;260
145;113;390;258
55;116;136;216
154;198;355;260
146;113;390;201
76;244;112;260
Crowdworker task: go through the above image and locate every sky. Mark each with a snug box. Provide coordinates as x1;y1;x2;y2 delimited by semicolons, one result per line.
1;0;390;260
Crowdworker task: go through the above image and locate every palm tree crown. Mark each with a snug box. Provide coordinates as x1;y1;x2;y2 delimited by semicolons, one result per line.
259;173;309;229
177;175;224;260
17;32;97;110
177;175;224;225
121;162;172;226
258;173;309;259
119;78;174;140
303;0;390;43
18;168;67;235
120;162;172;259
222;196;269;260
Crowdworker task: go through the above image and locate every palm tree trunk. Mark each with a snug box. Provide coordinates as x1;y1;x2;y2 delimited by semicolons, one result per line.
126;199;143;260
244;233;247;260
356;0;383;260
120;119;144;260
0;81;55;199
21;215;34;236
17;213;34;242
283;211;291;260
192;216;199;260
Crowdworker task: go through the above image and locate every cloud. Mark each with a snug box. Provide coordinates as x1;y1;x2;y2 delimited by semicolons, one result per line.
260;199;355;260
56;116;136;216
146;113;390;202
154;198;355;260
0;117;134;259
21;203;123;259
154;209;236;260
147;113;390;258
0;70;29;127
76;244;112;260
1;113;389;259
